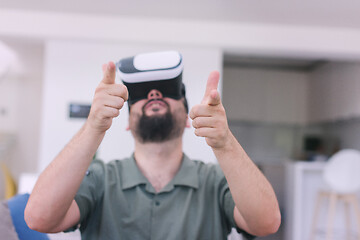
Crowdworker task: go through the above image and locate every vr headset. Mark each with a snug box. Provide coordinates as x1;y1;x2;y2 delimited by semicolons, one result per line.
117;51;188;112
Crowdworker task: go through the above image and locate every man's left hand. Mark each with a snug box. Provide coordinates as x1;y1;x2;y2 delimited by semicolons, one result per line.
189;71;231;149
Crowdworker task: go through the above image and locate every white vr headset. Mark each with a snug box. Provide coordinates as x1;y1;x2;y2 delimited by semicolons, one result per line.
117;51;187;108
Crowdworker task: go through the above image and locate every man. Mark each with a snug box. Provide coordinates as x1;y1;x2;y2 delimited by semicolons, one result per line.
25;52;281;239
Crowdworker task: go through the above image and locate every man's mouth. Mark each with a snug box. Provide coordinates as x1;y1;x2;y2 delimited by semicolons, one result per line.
144;99;168;112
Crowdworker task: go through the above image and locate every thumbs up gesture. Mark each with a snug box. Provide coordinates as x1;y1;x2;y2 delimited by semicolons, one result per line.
87;62;128;133
189;71;230;149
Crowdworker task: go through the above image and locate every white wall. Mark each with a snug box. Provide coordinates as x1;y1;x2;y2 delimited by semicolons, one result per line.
39;40;223;171
0;74;19;132
0;39;44;179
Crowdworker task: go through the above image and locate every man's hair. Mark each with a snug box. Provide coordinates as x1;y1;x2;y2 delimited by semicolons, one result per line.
181;83;189;113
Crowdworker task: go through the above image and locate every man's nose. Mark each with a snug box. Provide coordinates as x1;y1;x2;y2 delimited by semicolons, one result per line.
147;89;163;99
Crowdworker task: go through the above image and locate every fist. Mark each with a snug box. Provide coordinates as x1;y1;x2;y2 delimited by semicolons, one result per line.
87;62;128;133
189;71;230;149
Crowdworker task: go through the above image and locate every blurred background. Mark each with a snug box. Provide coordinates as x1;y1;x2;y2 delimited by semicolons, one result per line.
1;1;360;239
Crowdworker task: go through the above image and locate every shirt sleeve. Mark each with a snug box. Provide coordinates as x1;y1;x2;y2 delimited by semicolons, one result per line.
222;189;256;240
64;159;105;232
217;167;256;240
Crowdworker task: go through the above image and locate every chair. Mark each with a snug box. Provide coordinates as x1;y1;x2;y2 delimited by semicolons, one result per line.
7;193;50;240
310;149;360;240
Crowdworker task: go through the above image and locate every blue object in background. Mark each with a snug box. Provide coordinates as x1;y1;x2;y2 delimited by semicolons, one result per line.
7;193;49;240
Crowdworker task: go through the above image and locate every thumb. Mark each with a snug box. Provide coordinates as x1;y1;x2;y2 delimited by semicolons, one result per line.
207;89;221;106
201;70;220;105
101;61;116;84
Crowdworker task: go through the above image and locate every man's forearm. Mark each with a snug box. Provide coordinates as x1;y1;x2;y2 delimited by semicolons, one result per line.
25;62;127;232
189;71;281;236
213;133;281;236
25;123;105;231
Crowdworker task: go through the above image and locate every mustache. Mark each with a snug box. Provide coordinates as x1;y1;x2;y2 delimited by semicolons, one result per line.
142;98;169;111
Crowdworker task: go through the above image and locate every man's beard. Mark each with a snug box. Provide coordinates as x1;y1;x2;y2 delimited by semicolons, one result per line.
135;99;184;143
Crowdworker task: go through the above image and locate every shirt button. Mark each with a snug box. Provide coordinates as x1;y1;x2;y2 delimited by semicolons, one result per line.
155;201;160;206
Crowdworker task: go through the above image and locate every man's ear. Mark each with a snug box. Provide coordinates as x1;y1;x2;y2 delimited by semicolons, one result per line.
186;116;191;128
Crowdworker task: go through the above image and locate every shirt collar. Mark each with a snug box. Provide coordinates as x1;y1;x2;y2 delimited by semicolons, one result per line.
121;153;199;191
121;154;148;190
170;153;199;189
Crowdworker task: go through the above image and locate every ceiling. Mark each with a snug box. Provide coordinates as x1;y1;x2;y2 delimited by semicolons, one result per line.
1;0;360;67
1;0;360;29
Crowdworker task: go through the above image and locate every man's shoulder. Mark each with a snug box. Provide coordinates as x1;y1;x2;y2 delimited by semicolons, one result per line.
183;158;227;193
185;154;220;169
191;159;219;170
88;157;131;175
185;157;224;179
91;157;131;167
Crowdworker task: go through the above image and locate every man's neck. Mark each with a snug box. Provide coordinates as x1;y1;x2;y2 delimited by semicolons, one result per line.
134;137;183;192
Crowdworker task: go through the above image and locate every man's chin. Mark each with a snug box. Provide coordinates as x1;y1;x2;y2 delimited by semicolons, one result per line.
136;110;175;143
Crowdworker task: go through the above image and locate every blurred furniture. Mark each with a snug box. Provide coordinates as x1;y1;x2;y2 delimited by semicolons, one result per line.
0;132;17;200
16;173;81;240
4;193;50;240
285;161;326;240
1;163;17;199
0;199;19;240
310;149;360;240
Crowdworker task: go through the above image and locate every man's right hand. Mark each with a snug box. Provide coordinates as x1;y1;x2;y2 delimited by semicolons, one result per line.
87;61;128;133
25;61;128;233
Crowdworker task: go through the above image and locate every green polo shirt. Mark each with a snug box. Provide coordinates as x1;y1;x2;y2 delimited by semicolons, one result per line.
69;154;255;240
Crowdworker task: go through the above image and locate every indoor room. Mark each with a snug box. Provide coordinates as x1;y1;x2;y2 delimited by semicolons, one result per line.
1;1;360;240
